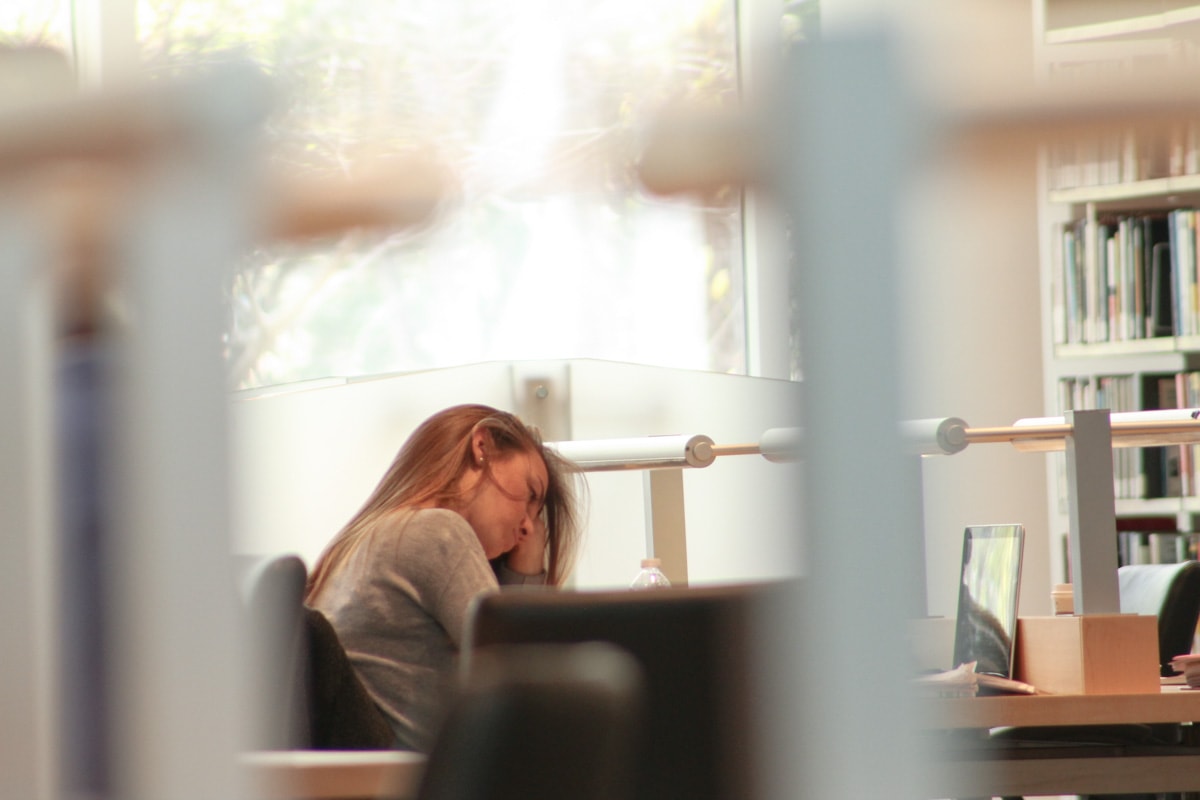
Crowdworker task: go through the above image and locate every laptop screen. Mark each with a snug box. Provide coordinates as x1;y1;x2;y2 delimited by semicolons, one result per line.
952;524;1025;678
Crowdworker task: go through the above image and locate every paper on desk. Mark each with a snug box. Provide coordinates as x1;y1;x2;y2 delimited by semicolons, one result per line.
914;661;1039;697
1169;653;1200;688
914;662;978;697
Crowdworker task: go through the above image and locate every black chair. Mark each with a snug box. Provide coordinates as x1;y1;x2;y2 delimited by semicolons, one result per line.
240;553;311;749
1119;561;1200;676
241;557;643;800
417;642;644;800
464;582;781;800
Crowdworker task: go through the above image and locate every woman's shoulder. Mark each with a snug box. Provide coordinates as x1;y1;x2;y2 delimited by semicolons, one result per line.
381;507;475;545
380;508;490;579
407;507;471;531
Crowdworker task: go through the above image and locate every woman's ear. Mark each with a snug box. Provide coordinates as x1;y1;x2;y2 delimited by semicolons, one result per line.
470;427;491;466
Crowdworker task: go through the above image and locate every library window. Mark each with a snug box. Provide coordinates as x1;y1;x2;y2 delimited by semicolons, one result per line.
136;0;745;390
1;0;72;51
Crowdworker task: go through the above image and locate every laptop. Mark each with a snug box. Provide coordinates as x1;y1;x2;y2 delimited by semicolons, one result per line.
951;523;1036;694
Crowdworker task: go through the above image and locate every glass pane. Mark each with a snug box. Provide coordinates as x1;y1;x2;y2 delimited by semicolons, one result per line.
137;0;743;390
0;0;72;51
783;0;818;382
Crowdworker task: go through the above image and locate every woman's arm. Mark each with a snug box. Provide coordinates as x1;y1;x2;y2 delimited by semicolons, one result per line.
497;514;548;582
394;510;500;647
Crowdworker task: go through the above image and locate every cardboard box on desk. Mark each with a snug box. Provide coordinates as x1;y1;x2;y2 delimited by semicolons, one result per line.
1015;614;1160;695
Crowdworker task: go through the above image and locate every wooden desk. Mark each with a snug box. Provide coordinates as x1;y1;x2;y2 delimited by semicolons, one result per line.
239;690;1200;799
241;750;426;800
923;685;1200;798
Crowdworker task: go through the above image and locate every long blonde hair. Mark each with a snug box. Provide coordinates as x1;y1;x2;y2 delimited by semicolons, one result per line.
305;404;582;600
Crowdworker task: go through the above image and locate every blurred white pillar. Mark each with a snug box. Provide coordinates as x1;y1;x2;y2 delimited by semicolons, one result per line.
762;33;925;800
72;0;139;89
0;195;60;800
103;68;270;800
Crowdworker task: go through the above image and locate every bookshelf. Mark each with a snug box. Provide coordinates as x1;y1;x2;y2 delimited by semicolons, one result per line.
1035;0;1200;581
1040;1;1200;46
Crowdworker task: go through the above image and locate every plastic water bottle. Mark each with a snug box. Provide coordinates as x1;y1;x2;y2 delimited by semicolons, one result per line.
630;558;671;590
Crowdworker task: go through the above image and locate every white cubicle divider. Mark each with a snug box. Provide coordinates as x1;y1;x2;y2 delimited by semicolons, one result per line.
230;361;520;562
543;359;804;586
229;358;804;589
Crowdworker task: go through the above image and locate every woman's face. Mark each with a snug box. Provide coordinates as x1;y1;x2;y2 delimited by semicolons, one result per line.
458;448;548;559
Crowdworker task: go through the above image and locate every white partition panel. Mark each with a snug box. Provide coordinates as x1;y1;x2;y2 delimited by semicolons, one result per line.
230;359;803;589
565;359;803;587
230;362;516;560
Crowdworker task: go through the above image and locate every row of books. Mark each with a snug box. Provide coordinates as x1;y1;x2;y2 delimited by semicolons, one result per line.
1043;46;1197;191
1052;214;1170;345
1059;532;1200;586
1056;371;1200;499
1045;123;1200;191
1052;209;1200;345
1145;372;1193;498
1117;531;1200;567
1046;131;1169;191
1057;375;1145;499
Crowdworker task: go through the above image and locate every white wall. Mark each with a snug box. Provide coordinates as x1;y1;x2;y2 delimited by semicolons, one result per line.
898;135;1049;625
229;362;514;563
562;360;803;587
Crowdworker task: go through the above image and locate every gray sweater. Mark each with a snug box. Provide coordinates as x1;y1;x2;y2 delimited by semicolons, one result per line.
310;507;544;751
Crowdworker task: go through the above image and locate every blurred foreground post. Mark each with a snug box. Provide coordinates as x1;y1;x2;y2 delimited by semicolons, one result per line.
102;65;273;800
769;33;926;800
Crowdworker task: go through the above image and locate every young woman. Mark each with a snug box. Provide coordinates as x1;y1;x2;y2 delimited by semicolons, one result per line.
305;404;582;751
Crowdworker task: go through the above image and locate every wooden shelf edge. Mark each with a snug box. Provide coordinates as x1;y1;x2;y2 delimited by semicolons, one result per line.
1115;497;1186;517
1045;5;1200;45
1053;338;1184;359
240;751;426;800
1050;174;1200;205
927;753;1200;798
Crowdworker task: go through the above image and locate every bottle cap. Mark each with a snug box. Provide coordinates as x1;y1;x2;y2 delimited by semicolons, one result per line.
640;558;661;568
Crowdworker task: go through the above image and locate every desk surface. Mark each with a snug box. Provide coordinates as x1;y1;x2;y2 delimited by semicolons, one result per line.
924;683;1200;798
926;683;1200;729
242;750;426;800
